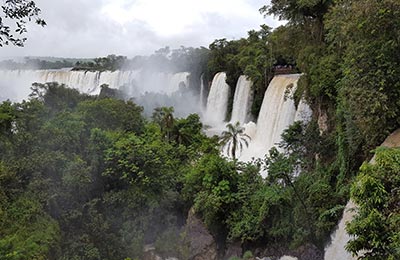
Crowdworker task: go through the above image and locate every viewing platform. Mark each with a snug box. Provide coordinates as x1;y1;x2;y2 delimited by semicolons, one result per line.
273;65;298;75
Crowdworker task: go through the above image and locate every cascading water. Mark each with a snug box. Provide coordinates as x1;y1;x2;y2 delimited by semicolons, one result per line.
253;74;299;150
324;129;400;260
230;75;253;124
166;72;190;95
0;69;190;102
324;201;357;260
279;256;297;260
0;69;39;101
199;74;207;111
204;72;231;127
40;70;102;94
294;98;312;122
240;74;302;171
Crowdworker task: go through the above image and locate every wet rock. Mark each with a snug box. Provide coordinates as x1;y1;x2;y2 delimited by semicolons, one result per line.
223;242;242;260
317;109;328;134
185;208;218;260
292;244;323;260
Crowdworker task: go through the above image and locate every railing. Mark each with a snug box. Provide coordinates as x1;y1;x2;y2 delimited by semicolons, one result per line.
273;66;298;75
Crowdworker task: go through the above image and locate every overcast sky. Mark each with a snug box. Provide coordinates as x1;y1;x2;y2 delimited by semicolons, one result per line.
0;0;283;59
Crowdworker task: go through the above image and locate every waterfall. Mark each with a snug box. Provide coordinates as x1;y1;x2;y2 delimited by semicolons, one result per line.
253;74;299;151
294;98;312;123
0;70;39;101
279;256;297;260
324;201;358;260
166;72;190;94
0;69;190;102
240;74;301;170
324;129;400;259
230;75;253;124
204;72;231;127
199;74;207;111
39;70;103;94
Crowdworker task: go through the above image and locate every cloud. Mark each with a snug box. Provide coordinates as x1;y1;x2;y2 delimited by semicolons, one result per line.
0;0;283;58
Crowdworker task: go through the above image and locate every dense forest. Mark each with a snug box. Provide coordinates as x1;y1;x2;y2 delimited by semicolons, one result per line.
1;0;400;260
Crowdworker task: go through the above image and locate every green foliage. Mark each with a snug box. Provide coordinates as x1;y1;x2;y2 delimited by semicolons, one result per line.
152;106;175;141
30;82;90;114
242;250;254;259
0;194;60;260
184;153;271;244
0;83;202;259
173;113;203;147
184;154;237;233
330;0;400;154
104;132;177;193
2;0;400;256
347;148;400;259
0;58;78;70
207;26;274;118
183;0;400;254
0;0;46;47
219;122;251;161
262;8;400;254
0;101;15;136
78;98;145;133
74;54;128;71
260;0;332;43
260;121;345;247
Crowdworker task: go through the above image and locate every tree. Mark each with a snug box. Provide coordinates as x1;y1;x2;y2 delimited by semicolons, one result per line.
0;101;15;136
219;122;251;161
326;0;400;155
173;114;203;146
346;147;400;259
260;0;333;42
0;0;46;47
183;153;238;239
152;107;175;142
78;98;145;134
30;82;89;114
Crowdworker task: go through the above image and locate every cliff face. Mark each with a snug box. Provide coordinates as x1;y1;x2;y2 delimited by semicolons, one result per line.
185;208;218;260
380;129;400;148
324;128;400;260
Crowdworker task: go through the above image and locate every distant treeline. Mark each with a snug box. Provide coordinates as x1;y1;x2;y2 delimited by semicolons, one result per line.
1;47;211;76
0;57;90;70
73;48;210;76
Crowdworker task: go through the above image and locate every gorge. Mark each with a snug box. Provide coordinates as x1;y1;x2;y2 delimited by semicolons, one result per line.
0;63;397;260
1;68;311;169
2;0;400;259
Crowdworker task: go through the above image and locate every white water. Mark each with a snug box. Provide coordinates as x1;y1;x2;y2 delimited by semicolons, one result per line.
279;256;298;260
204;72;231;127
240;74;302;171
0;70;40;101
324;201;357;260
324;129;400;259
243;121;257;141
199;74;207;111
253;74;299;152
0;69;190;102
294;98;312;123
166;72;190;94
230;75;253;124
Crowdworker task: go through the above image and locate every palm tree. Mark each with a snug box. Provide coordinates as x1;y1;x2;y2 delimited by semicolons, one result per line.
161;106;174;141
219;121;251;160
152;106;175;141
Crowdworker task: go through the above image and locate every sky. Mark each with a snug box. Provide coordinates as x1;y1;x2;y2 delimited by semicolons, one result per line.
0;0;283;59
